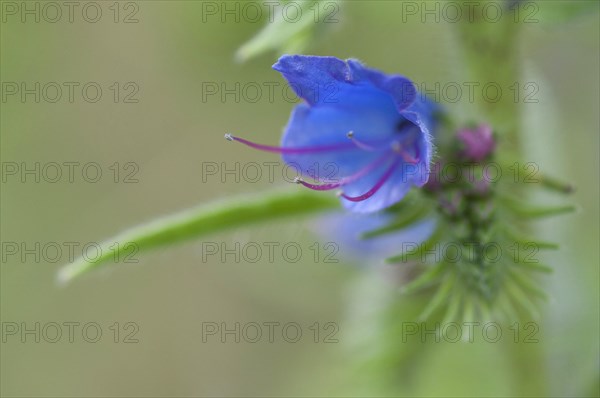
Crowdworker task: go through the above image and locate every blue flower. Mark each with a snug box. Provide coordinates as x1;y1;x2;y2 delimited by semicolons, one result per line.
226;55;438;213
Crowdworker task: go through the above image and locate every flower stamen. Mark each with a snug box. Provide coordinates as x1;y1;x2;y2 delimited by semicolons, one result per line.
346;131;381;152
339;158;400;202
294;151;394;191
392;140;420;164
226;134;356;154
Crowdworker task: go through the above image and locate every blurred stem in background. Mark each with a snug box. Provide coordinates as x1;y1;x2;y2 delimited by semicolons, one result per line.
455;1;521;152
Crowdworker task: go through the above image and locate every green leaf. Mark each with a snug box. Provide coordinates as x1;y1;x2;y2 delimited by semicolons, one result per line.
498;194;577;218
361;204;430;239
504;279;540;320
507;268;548;300
519;263;554;274
506;259;553;274
503;161;575;194
235;0;340;63
496;289;519;322
537;174;575;194
418;272;456;321
441;290;463;324
57;188;339;284
501;227;559;250
400;263;447;295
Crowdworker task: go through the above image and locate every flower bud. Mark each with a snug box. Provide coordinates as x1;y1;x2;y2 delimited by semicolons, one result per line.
456;124;496;162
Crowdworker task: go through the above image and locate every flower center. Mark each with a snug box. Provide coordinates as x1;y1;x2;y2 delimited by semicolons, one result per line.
396;119;415;133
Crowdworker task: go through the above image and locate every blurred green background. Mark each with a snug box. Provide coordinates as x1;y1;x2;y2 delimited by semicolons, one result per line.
1;1;598;396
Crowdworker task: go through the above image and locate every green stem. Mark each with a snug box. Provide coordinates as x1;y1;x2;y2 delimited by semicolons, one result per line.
455;2;522;151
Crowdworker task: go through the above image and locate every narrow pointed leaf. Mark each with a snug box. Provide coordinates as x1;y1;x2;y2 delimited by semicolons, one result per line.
361;205;430;239
498;194;577;218
508;260;553;273
57;188;338;284
508;268;548;300
538;174;575;194
502;227;559;250
385;225;444;264
235;0;340;63
505;279;540;320
418;272;456;321
400;263;447;295
441;291;463;324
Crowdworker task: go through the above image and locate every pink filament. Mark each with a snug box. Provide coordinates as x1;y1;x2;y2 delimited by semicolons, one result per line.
226;134;356;154
295;179;342;191
295;151;393;191
340;158;400;202
400;149;419;164
347;132;383;152
227;133;419;202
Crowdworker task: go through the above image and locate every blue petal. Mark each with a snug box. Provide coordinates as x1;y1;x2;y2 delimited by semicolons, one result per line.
273;55;350;105
347;59;417;112
281;101;431;212
280;86;401;180
400;96;438;185
311;212;436;264
273;55;416;107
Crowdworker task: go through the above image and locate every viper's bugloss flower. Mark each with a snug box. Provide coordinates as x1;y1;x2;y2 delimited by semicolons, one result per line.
227;55;438;213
